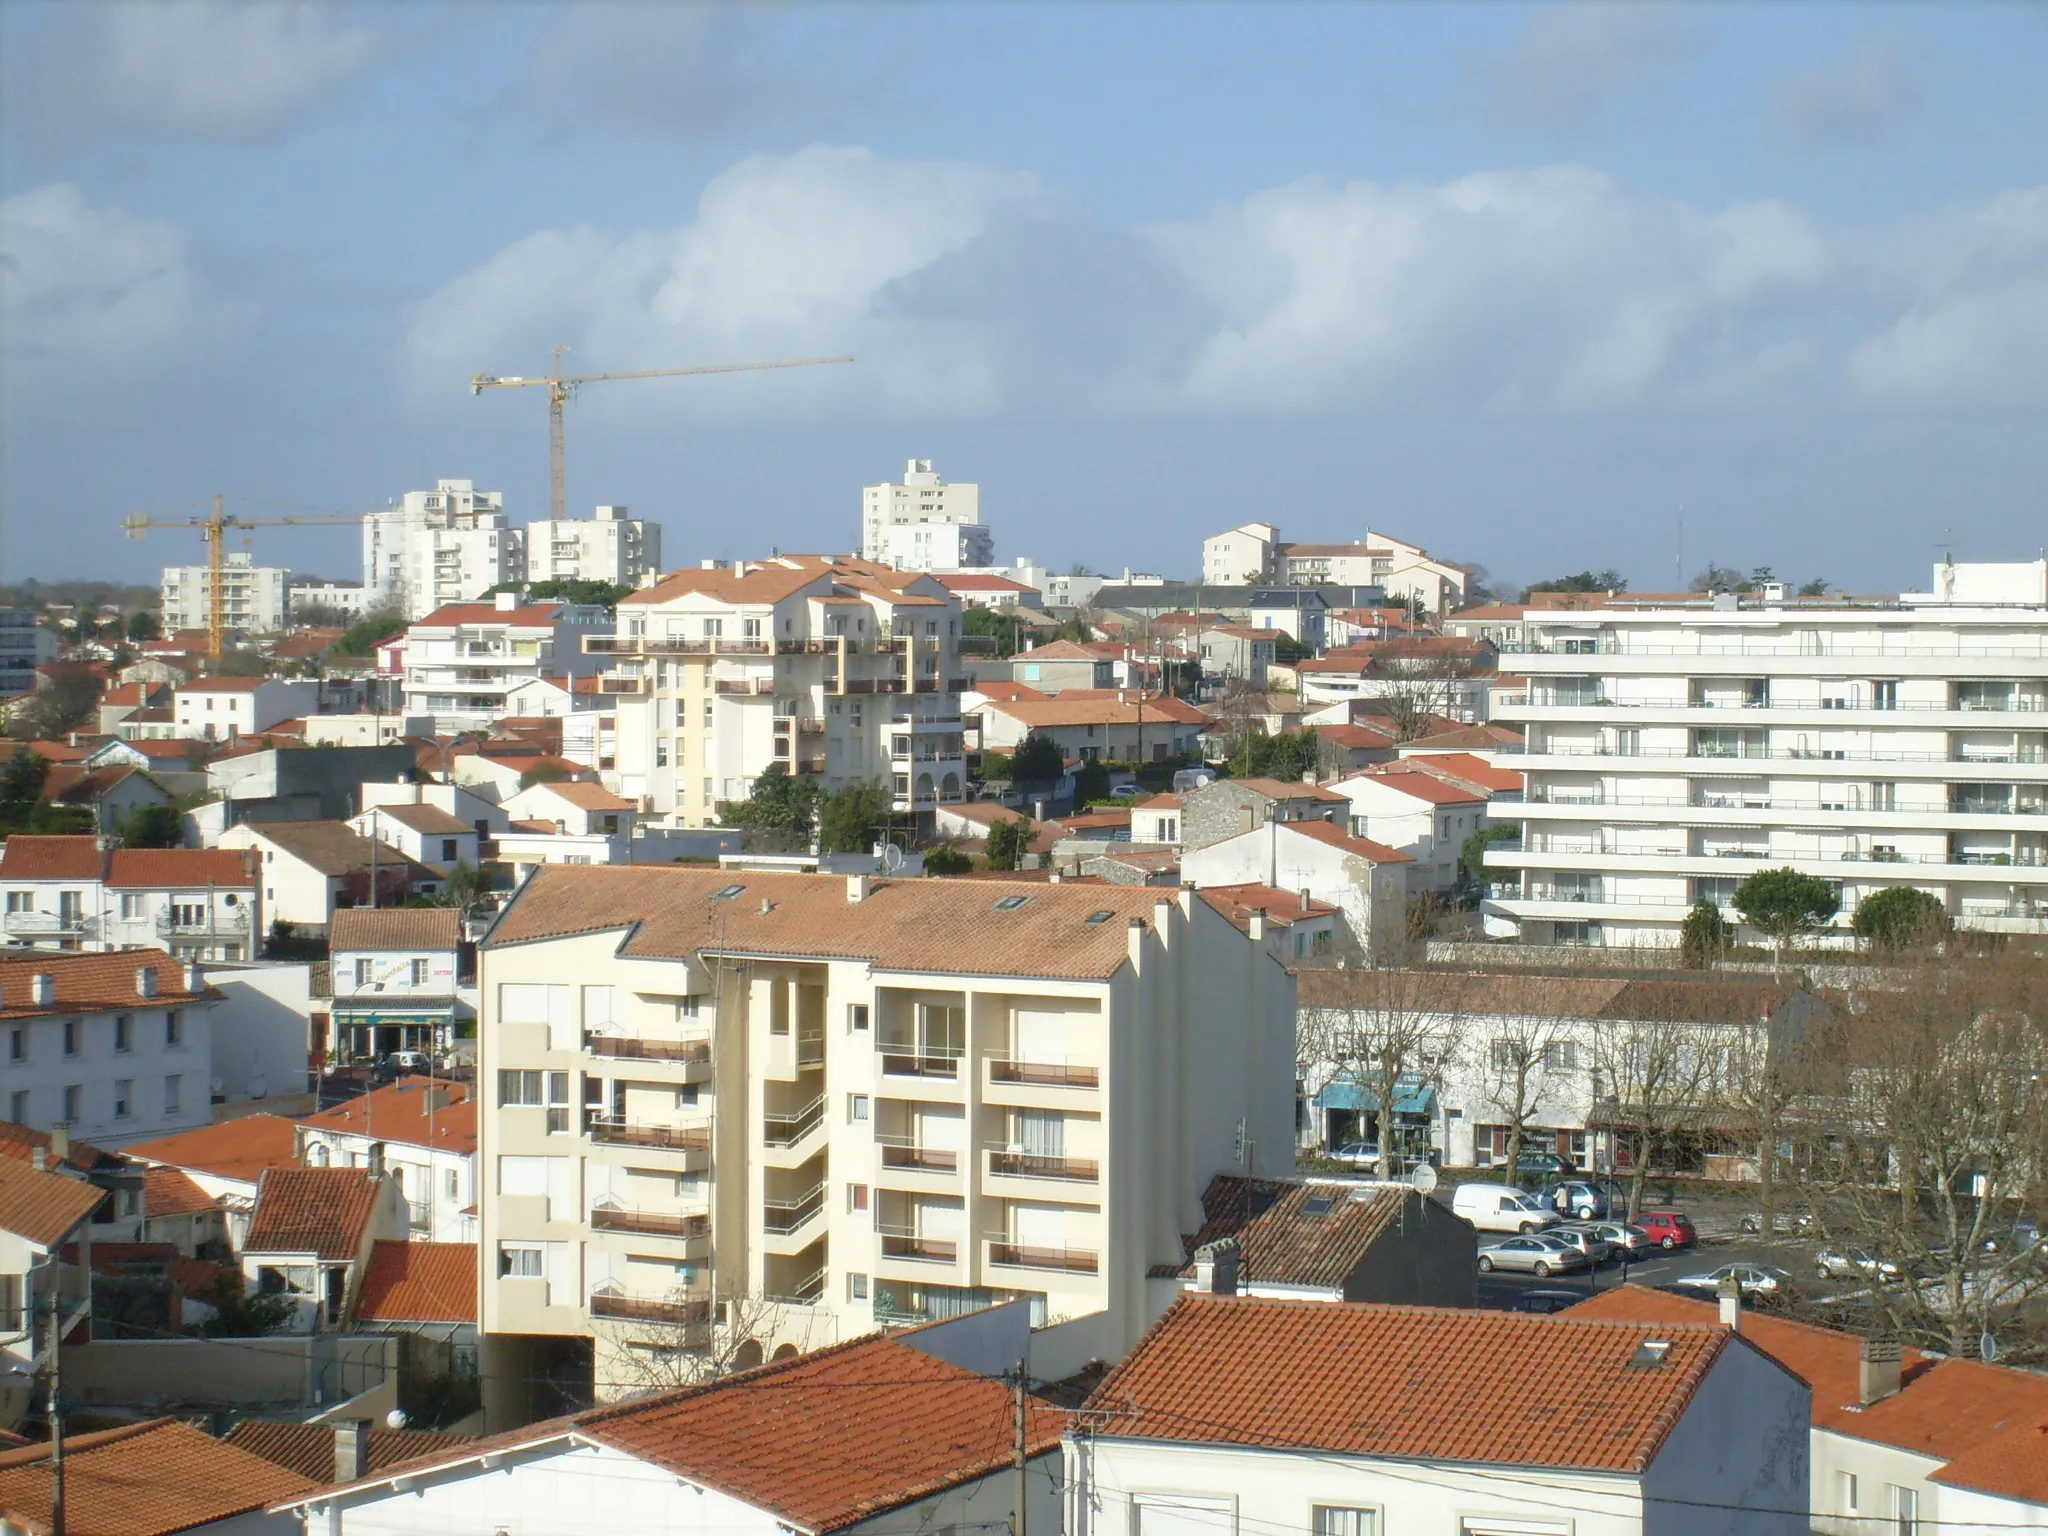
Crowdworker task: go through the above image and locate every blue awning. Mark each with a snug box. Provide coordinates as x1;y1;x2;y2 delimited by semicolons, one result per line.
1315;1073;1436;1117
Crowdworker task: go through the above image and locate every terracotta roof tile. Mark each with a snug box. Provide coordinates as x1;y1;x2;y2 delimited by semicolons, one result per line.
42;764;147;805
1339;767;1487;805
523;779;634;811
1174;1177;1417;1289
1402;752;1524;794
965;680;1049;703
241;820;442;880
0;1152;103;1248
0;833;105;880
0;948;215;1020
1932;1411;2048;1504
244;1167;381;1259
179;676;278;693
227;1421;477;1484
128;1113;303;1185
352;1239;478;1323
105;847;257;889
142;1165;220;1218
411;602;569;627
300;1077;477;1154
1220;777;1349;802
984;695;1207;729
616;563;829;608
0;1122;120;1175
1197;884;1338;932
363;802;474;836
329;906;463;953
0;1419;313;1535
1087;1295;1739;1473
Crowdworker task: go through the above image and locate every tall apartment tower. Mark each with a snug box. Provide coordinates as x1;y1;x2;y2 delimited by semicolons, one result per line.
595;555;968;828
363;478;525;620
475;864;1297;1419
525;506;663;588
1485;559;2048;949
160;551;292;636
861;460;990;571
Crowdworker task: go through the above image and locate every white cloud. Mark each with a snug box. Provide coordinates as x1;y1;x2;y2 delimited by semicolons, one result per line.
1462;5;1712;136
400;146;2048;423
7;1;394;150
0;184;205;373
1767;31;1929;155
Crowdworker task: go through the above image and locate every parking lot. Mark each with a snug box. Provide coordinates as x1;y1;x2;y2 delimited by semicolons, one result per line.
1473;1232;1803;1310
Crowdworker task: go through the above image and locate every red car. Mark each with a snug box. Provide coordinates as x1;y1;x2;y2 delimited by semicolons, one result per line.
1636;1210;1697;1250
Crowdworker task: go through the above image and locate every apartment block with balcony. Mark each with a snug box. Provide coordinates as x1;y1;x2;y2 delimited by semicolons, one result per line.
524;505;663;587
362;478;524;620
474;864;1296;1417
160;551;291;636
0;839;260;964
398;591;612;733
1484;560;2048;947
600;556;969;827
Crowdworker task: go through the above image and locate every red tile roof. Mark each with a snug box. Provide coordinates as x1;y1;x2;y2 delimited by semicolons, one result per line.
0;833;105;880
1402;752;1524;794
329;906;463;952
1088;1296;1750;1473
522;778;635;811
1314;722;1397;751
1198;884;1337;932
1933;1412;2048;1504
985;694;1207;728
0;1419;314;1535
300;1077;477;1154
41;763;151;806
179;676;278;693
227;1421;478;1484
0;948;215;1020
352;1239;478;1323
1174;1178;1424;1289
937;572;1036;592
1341;767;1487;805
105;847;258;889
128;1113;303;1185
0;1152;104;1248
245;1166;383;1259
966;679;1049;703
1283;818;1412;863
142;1165;220;1218
411;602;568;627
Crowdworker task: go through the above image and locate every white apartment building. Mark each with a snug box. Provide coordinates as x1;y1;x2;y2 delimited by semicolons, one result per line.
173;676;319;740
0;1155;98;1431
861;459;988;569
523;505;663;588
288;580;368;621
0;839;262;964
474;864;1297;1414
1198;524;1467;614
364;478;525;620
399;592;612;732
1486;560;2048;949
160;551;292;637
600;556;969;825
0;949;218;1149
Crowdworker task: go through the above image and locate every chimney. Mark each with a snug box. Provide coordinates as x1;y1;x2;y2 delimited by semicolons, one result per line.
1858;1335;1902;1406
1717;1275;1742;1332
1192;1238;1240;1296
367;1142;387;1179
1299;887;1313;914
1126;915;1147;975
1247;906;1267;941
846;874;870;904
29;974;53;1008
183;961;204;993
334;1419;373;1484
31;1149;45;1173
50;1126;68;1162
136;965;159;1000
1048;868;1062;884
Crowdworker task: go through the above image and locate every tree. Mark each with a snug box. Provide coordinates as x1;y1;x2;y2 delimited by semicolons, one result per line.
1459;824;1517;885
818;781;889;854
961;606;1027;658
718;763;823;852
516;764;572;790
1852;886;1951;950
125;609;161;642
976;749;1013;783
1009;732;1064;784
194;1273;296;1337
1365;640;1480;743
8;672;102;741
1733;867;1840;964
922;844;971;875
210;649;269;677
1678;899;1733;969
1797;577;1829;598
1072;758;1111;806
0;750;48;833
1590;997;1724;1220
1476;980;1581;1179
1523;569;1627;599
485;578;632;611
120;803;184;849
984;815;1032;871
1303;966;1465;1180
334;609;408;656
438;859;492;919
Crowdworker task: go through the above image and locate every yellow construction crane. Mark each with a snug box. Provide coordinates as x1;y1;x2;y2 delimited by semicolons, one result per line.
470;345;853;521
122;494;377;660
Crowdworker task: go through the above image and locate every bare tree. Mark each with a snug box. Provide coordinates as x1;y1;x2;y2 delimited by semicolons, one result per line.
1710;990;1825;1240
1308;965;1467;1179
1479;1006;1571;1178
598;1290;824;1398
1590;990;1724;1220
1363;639;1485;742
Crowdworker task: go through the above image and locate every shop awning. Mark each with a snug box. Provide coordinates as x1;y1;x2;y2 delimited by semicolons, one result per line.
1314;1072;1436;1118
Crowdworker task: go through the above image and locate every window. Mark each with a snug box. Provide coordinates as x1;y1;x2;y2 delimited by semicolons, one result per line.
163;1075;182;1115
498;1243;544;1279
702;618;723;638
119;894;145;920
848;1184;869;1213
446;1168;460;1201
848;1094;870;1123
1313;1509;1378;1536
847;1003;869;1033
61;1085;81;1123
677;995;700;1021
8;1091;26;1123
655;740;669;768
3;892;27;914
410;959;429;986
848;1272;869;1301
309;1143;329;1166
113;1015;131;1053
441;839;458;862
545;1072;571;1134
498;1070;544;1107
113;1080;132;1119
1840;1473;1859;1514
7;1027;23;1063
61;1020;78;1057
1543;1041;1579;1070
165;1010;183;1047
354;958;372;986
1889;1485;1918;1536
702;700;714;728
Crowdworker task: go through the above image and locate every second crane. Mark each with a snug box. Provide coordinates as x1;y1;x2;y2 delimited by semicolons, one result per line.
471;345;853;522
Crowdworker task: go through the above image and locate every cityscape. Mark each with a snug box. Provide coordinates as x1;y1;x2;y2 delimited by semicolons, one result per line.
0;4;2044;1535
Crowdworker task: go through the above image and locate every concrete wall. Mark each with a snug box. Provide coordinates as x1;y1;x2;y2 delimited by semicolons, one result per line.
1642;1340;1810;1536
200;962;314;1102
60;1333;395;1410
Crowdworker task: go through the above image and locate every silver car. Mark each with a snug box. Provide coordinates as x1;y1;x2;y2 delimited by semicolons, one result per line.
1548;1225;1614;1265
1816;1247;1901;1282
1477;1234;1589;1278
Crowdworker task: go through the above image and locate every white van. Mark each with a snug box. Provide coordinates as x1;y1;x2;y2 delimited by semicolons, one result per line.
1452;1182;1562;1235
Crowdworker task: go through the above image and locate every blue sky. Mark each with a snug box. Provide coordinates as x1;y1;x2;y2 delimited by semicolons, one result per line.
3;2;2044;596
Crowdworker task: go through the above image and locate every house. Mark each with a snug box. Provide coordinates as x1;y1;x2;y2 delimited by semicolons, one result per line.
1401;751;1525;802
994;639;1114;694
216;819;445;930
203;741;415;825
299;711;435;747
103;847;263;962
1181;819;1410;958
1179;776;1349;852
174;676;321;740
1129;793;1180;846
1196;883;1344;965
273;1321;1065;1531
972;693;1207;764
500;778;637;837
0;1121;150;1244
934;571;1045;610
239;1164;409;1332
0;949;218;1147
1393;721;1525;758
326;907;470;1063
1313;720;1399;772
0;833;109;949
1575;1286;2048;1536
83;735;209;773
0;1151;102;1428
0;1418;313;1533
126;1112;304;1252
350;799;481;870
399;594;612;733
347;1238;480;1378
1298;638;1496;720
1331;767;1491;894
1197;625;1278;686
298;1076;478;1241
1171;1175;1475;1306
38;762;174;837
1443;601;1533;649
1245;587;1329;647
359;778;509;840
1073;1295;1808;1536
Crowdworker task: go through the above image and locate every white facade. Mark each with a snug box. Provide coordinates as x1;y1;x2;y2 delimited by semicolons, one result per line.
1203;522;1281;587
1332;772;1488;894
297;1095;477;1243
875;520;994;572
161;552;291;636
289;581;370;620
1181;821;1408;959
1487;561;2048;948
861;459;985;566
364;479;525;620
524;506;663;588
399;593;612;733
175;677;320;740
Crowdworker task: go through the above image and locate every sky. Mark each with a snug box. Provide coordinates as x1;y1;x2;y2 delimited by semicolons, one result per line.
2;1;2045;597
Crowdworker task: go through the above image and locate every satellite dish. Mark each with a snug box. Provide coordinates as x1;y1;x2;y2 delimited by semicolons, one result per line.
1980;1331;1999;1363
385;1408;408;1430
1409;1164;1439;1196
880;844;905;874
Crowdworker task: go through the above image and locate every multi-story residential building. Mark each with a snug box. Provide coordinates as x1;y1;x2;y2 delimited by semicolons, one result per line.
297;1077;479;1242
1486;560;2048;948
0;608;60;698
363;478;525;620
161;551;291;636
0;1153;100;1430
475;864;1296;1412
0;839;261;962
288;579;369;621
600;556;969;826
1332;766;1491;894
860;459;986;568
0;949;218;1148
1198;524;1467;614
398;592;611;732
173;676;320;740
523;505;663;588
876;521;994;573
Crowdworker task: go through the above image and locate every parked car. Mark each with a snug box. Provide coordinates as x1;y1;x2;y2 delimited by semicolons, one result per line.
1634;1210;1697;1250
372;1050;430;1082
1544;1181;1616;1221
1508;1289;1586;1314
1815;1247;1902;1282
1477;1235;1588;1277
1328;1141;1382;1170
1739;1210;1816;1236
1109;783;1145;799
1172;767;1218;793
1676;1263;1792;1298
1574;1221;1653;1262
1497;1150;1577;1179
1547;1225;1614;1266
1452;1183;1562;1235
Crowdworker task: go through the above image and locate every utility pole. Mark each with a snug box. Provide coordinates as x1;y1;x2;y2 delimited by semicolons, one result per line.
44;1279;65;1536
1012;1358;1029;1536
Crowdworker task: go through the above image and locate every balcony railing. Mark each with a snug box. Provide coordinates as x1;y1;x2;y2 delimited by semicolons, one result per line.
764;1265;827;1305
987;1150;1100;1183
155;908;251;937
586;636;773;657
986;1241;1099;1274
877;1225;958;1263
988;1058;1100;1088
764;1094;825;1147
590;1206;709;1239
586;1115;710;1151
587;1034;711;1064
764;1182;826;1235
2;912;92;936
597;675;649;694
589;1290;710;1325
877;1138;959;1174
713;678;776;696
879;1043;964;1079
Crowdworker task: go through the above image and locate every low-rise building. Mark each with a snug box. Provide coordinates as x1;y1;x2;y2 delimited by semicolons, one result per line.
0;1151;101;1428
1179;777;1350;852
239;1164;408;1332
971;692;1206;763
1196;883;1344;966
298;1077;478;1241
0;1417;312;1531
102;848;262;962
500;778;637;837
1182;820;1410;958
934;571;1040;609
349;800;481;871
347;1238;480;1375
1332;766;1491;895
1198;625;1278;686
400;594;611;733
174;676;321;741
216;820;444;931
326;907;470;1061
38;763;176;837
126;1112;303;1252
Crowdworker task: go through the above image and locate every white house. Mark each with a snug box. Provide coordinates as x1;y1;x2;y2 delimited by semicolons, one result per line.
973;692;1208;762
174;676;321;740
327;906;469;1062
217;820;444;930
0;1151;99;1429
399;593;611;733
101;847;263;962
1070;1294;1810;1536
297;1076;478;1242
499;777;637;837
1332;767;1491;895
239;1164;408;1333
125;1112;303;1253
349;801;481;871
0;949;218;1147
1182;818;1410;959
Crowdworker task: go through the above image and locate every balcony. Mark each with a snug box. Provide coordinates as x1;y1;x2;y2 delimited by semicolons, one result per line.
585;636;772;657
793;756;829;775
879;1043;963;1079
155;907;251;937
987;1058;1099;1089
764;1094;825;1148
877;1225;958;1263
986;1240;1098;1275
587;1034;710;1065
3;912;93;937
589;1288;710;1326
714;678;777;696
763;1182;825;1236
877;1138;959;1175
590;1206;710;1240
586;1115;710;1152
597;675;649;695
986;1150;1100;1184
